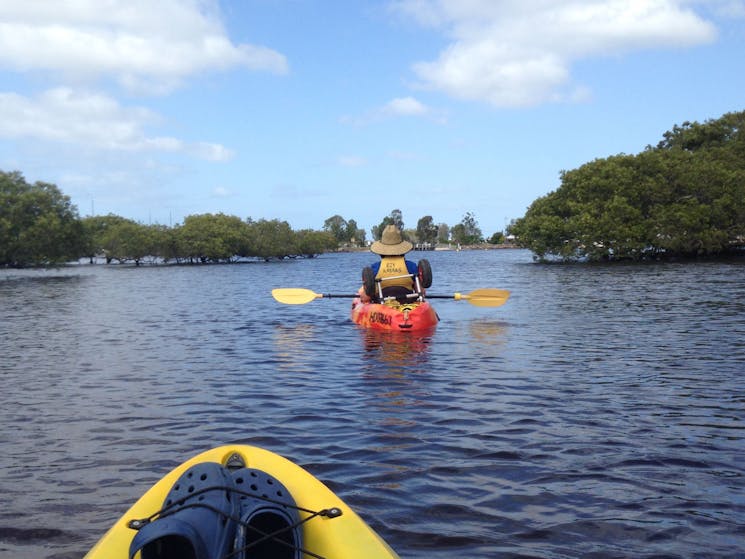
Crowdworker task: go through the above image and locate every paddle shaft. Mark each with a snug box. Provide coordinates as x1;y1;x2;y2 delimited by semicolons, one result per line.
272;287;509;307
426;288;510;307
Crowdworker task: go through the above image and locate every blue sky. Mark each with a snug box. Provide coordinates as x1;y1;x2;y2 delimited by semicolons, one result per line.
1;1;744;238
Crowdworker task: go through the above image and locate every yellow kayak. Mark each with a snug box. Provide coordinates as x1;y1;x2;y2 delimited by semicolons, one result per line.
85;445;399;559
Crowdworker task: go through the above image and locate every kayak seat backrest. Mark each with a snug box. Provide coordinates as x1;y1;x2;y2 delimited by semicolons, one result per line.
380;285;417;304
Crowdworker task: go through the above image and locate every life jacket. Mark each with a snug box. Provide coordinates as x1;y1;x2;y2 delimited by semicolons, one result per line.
375;256;415;295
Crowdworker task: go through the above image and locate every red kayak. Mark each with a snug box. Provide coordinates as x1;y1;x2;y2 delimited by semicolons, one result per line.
351;298;439;331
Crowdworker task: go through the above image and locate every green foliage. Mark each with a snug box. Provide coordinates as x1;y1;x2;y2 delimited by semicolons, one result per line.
488;231;505;244
18;106;745;268
451;212;483;245
323;215;349;243
322;215;365;246
1;171;348;265
450;223;466;244
372;209;404;241
416;215;438;245
389;209;404;230
246;218;297;259
81;214;136;261
437;223;450;243
100;219;162;265
346;219;366;246
511;110;745;261
177;213;246;262
295;229;337;257
0;171;84;267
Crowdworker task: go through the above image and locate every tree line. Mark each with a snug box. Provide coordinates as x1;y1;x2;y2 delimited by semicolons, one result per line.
509;110;745;261
1;170;501;268
325;209;502;247
80;213;338;266
10;110;741;268
0;170;337;267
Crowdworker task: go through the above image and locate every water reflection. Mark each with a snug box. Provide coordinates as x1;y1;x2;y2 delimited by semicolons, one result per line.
273;323;318;344
436;319;510;366
466;320;509;348
355;328;436;450
359;327;434;374
272;323;317;370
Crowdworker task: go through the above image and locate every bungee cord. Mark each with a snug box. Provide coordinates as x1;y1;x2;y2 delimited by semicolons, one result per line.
127;484;343;559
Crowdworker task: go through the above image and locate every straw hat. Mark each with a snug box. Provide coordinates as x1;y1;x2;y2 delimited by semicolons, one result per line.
371;225;413;255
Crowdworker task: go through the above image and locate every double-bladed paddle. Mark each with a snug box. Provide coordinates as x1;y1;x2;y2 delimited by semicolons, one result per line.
271;287;510;307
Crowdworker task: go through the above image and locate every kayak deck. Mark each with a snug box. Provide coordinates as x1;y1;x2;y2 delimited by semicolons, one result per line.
85;445;399;559
351;298;439;331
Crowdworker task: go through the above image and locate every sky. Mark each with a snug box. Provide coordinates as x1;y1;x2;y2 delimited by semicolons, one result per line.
1;0;744;237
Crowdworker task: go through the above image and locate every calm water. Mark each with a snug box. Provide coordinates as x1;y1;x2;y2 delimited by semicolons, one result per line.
1;250;744;558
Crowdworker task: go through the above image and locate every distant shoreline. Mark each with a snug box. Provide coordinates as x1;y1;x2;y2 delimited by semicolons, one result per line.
336;243;520;253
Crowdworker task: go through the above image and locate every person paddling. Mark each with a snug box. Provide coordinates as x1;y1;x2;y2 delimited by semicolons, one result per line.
358;225;431;303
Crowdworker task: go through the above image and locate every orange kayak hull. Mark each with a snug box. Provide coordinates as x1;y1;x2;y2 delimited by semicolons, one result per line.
351;299;439;331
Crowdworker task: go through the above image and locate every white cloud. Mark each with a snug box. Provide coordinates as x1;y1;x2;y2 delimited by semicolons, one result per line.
341;96;446;125
212;186;233;198
0;0;288;93
383;96;430;116
338;155;367;167
0;87;233;160
392;0;718;107
190;142;235;162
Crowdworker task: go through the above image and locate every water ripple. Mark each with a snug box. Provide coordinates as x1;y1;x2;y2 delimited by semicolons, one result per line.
1;253;744;558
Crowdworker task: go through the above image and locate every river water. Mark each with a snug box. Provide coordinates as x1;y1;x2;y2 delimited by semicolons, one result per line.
1;249;743;558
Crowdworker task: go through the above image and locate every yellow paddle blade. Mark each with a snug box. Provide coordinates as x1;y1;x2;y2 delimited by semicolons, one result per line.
454;288;510;307
271;288;322;305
